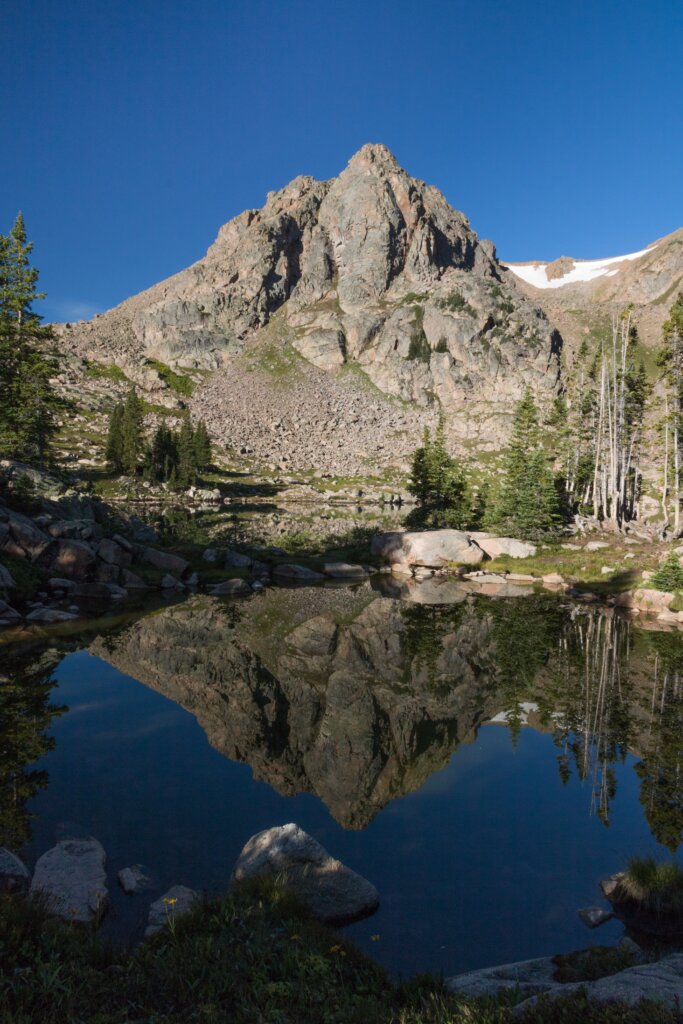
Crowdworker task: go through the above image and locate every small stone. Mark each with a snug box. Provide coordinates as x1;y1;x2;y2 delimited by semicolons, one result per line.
145;885;200;938
578;906;614;929
161;574;183;590
118;865;152;895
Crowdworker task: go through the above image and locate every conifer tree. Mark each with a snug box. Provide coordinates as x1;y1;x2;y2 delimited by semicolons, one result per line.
407;413;469;528
121;387;143;475
145;422;178;483
177;417;197;488
105;402;125;471
193;420;212;469
493;388;560;539
0;213;59;463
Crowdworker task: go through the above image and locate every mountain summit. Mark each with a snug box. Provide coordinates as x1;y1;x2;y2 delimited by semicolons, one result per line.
59;145;565;470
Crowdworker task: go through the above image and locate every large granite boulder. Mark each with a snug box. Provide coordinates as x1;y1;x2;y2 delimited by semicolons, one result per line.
47;538;97;578
231;823;379;924
97;538;132;567
371;530;484;568
0;562;17;590
30;838;108;923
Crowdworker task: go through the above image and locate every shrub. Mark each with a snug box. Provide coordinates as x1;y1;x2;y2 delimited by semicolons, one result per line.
650;551;683;592
435;291;475;317
620;857;683;913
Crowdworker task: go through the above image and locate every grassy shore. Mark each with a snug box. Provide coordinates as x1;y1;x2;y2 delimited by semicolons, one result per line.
0;882;680;1024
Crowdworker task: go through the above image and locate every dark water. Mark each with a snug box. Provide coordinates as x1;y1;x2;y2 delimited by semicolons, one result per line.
1;581;682;978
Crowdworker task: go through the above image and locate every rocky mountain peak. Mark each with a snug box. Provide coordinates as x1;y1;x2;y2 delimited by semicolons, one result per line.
57;146;564;469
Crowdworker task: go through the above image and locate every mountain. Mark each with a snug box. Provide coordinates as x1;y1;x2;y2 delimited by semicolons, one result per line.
58;145;563;473
504;228;683;352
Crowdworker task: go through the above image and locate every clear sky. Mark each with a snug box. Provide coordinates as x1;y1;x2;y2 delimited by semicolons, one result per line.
2;0;681;322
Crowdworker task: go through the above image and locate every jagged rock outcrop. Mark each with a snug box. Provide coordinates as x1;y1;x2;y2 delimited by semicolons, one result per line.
57;144;563;470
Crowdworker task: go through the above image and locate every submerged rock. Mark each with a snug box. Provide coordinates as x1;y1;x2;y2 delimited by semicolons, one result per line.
30;838;108;923
118;865;153;895
208;578;252;596
231;823;379;924
578;906;614;929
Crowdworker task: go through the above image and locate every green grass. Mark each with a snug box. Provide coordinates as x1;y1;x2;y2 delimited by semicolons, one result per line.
551;945;636;983
620;857;683;913
146;360;196;397
83;361;129;383
1;884;680;1024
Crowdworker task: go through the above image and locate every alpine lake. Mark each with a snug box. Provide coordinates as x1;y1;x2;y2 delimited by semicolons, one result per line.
2;501;682;981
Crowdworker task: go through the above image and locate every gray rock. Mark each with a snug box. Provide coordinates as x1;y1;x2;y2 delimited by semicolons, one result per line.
145;884;200;938
208;578;251;596
30;838;108;923
371;530;484;568
47;538;97;578
225;551;253;569
97;538;132;567
578;906;614;928
141;547;190;575
118;864;152;895
322;562;368;579
0;847;30;892
0;562;17;590
47;577;76;590
585;540;611;551
231;823;379;924
272;564;326;582
446;955;558;1000
202;548;219;562
161;574;183;590
26;607;78;623
469;534;537;559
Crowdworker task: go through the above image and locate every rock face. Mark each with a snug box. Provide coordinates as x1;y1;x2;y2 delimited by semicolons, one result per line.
371;530;485;567
232;823;379;924
57;144;563;473
470;535;537;560
30;838;109;923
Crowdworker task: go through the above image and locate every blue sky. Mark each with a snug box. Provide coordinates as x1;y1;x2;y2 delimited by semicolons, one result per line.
1;0;681;322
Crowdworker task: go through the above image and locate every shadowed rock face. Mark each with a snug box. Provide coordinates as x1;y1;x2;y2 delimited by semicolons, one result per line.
58;145;561;466
90;589;503;829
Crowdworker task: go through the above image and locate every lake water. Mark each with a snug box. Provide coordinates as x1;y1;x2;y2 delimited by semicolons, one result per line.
1;579;682;979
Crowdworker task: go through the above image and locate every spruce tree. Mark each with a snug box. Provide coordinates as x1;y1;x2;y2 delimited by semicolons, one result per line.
105;402;125;471
146;423;178;483
177;417;197;488
407;413;469;528
0;213;59;463
121;388;143;475
493;388;560;539
193;420;212;469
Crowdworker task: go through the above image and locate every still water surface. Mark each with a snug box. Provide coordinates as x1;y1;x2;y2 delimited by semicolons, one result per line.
2;580;682;978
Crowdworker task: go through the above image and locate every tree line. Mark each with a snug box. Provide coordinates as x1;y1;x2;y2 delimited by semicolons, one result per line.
105;389;212;488
408;296;683;540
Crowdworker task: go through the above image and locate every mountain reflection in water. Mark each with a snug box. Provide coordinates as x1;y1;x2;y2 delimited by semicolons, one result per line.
63;586;683;851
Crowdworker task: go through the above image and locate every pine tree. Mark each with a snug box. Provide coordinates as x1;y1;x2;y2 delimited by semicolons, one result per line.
177;417;197;488
0;213;59;463
105;402;125;471
121;388;143;475
193;420;212;469
145;423;178;483
493;388;560;539
407;413;469;528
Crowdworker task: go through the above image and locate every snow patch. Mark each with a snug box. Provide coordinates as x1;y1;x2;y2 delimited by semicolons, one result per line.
504;245;656;289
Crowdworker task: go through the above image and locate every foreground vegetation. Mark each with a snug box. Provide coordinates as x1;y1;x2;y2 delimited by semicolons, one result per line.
0;883;681;1024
